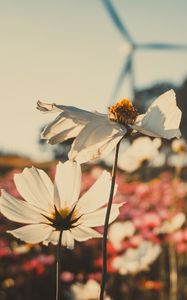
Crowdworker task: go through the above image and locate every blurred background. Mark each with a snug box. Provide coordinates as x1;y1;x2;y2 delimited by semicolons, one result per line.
0;0;187;299
1;0;187;161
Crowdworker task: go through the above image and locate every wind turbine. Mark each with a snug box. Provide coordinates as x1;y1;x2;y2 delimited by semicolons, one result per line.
101;0;187;103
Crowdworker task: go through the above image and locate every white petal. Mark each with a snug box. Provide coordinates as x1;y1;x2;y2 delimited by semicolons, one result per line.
81;204;122;227
68;118;125;163
118;155;140;172
135;113;145;123
109;221;135;250
132;111;166;138
8;224;53;244
37;100;62;113
38;102;102;143
37;169;54;200
153;138;162;148
156;213;186;234
42;113;84;143
43;230;59;245
0;190;48;224
38;101;127;161
118;137;160;172
14;167;54;214
71;225;102;241
70;134;123;164
62;231;75;249
168;153;187;168
132;90;181;139
54;161;81;209
42;103;100;123
43;230;75;249
47;124;84;145
71;280;100;299
151;152;166;167
76;171;117;214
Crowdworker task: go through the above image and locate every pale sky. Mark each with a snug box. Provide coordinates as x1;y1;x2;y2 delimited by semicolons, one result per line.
0;0;187;161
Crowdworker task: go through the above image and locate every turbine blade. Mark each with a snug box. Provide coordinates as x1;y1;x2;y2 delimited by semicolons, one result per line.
129;54;136;99
101;0;134;44
109;55;131;104
139;43;187;50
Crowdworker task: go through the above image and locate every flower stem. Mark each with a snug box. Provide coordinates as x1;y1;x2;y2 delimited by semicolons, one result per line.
169;243;178;300
56;230;63;300
99;139;122;300
159;247;167;300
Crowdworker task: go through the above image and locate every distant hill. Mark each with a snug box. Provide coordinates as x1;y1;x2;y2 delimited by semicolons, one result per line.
0;154;57;173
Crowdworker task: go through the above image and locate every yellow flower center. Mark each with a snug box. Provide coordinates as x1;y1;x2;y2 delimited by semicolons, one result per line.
108;99;139;125
48;206;81;231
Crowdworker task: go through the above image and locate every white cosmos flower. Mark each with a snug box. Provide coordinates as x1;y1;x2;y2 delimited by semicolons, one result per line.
168;139;187;168
155;213;186;234
37;89;181;164
168;153;187;168
112;241;161;275
71;279;111;300
117;137;161;172
0;161;122;250
168;138;187;168
108;221;135;250
151;152;166;168
171;138;187;153
101;140;130;167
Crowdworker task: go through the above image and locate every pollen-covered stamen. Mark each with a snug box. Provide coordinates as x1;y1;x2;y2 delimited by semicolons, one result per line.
108;99;139;125
46;205;82;231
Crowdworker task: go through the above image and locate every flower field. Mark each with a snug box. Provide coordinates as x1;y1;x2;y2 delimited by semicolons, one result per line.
1;0;187;298
0;148;187;300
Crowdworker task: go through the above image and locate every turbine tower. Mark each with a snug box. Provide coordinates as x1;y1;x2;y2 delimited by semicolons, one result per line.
101;0;187;103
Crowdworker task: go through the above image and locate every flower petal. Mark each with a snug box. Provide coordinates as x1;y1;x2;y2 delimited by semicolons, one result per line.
118;137;160;172
8;224;53;244
37;169;54;201
43;230;59;245
42;114;84;144
73;134;124;164
71;225;102;241
54;161;81;209
81;204;122;227
68;118;125;163
43;230;75;249
132;90;181;139
37;101;102;143
47;124;84;145
37;100;62;113
62;231;75;249
0;190;48;224
14;167;54;214
37;101;100;122
118;150;141;172
37;101;127;161
76;171;117;214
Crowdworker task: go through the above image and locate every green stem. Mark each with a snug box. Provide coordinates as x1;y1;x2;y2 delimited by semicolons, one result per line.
56;230;63;300
99;140;122;300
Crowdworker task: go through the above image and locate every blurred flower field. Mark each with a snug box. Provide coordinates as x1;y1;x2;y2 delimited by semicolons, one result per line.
0;138;187;300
